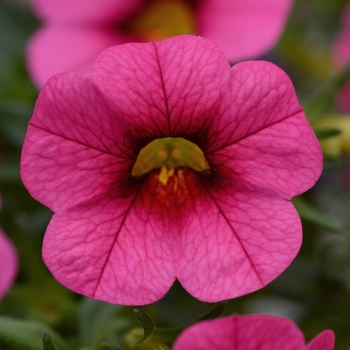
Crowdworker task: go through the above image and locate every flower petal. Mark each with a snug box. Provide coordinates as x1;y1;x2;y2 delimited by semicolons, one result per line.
177;188;301;301
92;35;231;145
0;229;18;300
197;0;294;61
21;73;133;212
332;2;350;68
307;330;335;350
26;25;129;87
173;314;307;350
42;194;175;305
31;0;143;24
332;3;350;112
173;316;235;349
204;61;309;152
231;315;305;349
208;112;322;199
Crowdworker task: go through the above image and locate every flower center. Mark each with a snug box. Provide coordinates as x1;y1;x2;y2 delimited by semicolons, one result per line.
131;137;209;182
122;0;197;41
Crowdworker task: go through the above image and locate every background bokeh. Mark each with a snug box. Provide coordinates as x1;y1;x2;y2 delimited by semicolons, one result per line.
1;0;350;348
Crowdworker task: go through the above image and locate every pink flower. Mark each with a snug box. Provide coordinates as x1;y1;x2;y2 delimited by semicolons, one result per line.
333;2;350;112
27;0;294;87
21;35;322;305
173;314;335;350
0;198;18;300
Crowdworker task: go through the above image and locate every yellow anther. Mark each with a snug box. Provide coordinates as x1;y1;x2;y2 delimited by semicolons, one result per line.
158;149;168;161
172;149;181;159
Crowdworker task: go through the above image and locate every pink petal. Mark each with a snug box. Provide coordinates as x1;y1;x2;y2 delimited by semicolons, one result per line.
173;316;237;349
92;35;231;145
204;61;315;153
0;228;18;300
26;25;130;87
209;112;322;199
42;194;175;305
231;315;305;349
21;73;133;213
197;0;294;61
307;330;335;350
173;314;308;350
31;0;143;24
333;2;350;68
332;3;350;112
177;193;301;301
174;314;335;350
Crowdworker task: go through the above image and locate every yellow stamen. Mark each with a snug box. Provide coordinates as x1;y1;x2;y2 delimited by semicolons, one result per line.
158;166;174;185
131;137;210;179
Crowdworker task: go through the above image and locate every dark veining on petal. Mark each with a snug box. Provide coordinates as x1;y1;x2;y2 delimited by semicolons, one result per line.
29;123;133;160
205;110;303;155
153;41;171;135
199;177;265;286
91;183;143;298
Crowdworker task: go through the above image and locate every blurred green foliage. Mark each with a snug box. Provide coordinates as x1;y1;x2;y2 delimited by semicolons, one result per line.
1;0;350;348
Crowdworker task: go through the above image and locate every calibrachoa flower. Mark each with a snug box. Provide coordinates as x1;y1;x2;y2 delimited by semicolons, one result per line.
27;0;294;87
333;2;350;112
21;35;322;305
0;198;18;300
173;314;335;350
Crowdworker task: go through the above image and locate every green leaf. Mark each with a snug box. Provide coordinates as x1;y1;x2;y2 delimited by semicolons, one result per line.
133;309;155;342
97;337;123;350
314;128;341;140
195;301;228;322
142;301;228;349
303;65;350;122
155;301;228;337
95;327;124;350
292;196;342;232
78;298;128;347
0;316;70;350
42;331;57;350
97;343;123;350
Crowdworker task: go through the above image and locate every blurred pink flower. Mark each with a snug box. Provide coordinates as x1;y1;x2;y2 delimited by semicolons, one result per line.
27;0;294;87
0;198;18;300
173;314;335;350
21;35;322;305
333;2;350;112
